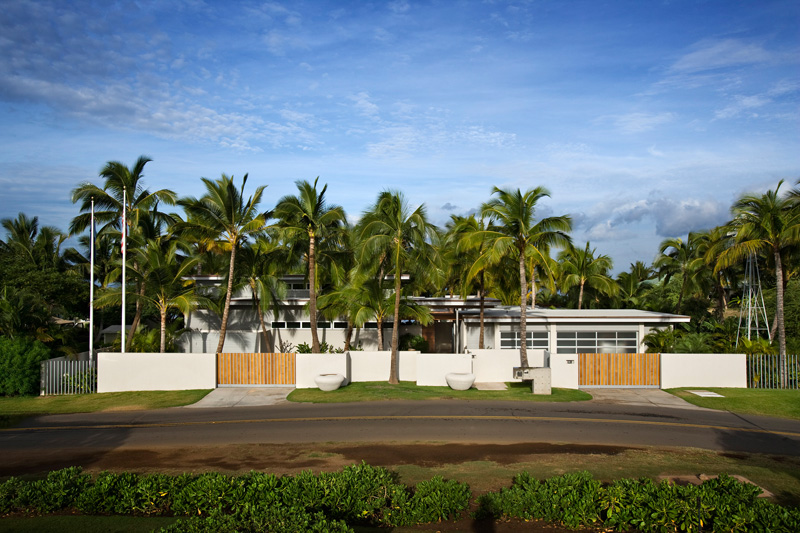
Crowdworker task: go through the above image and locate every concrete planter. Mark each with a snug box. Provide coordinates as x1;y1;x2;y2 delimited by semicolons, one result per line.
445;372;475;391
314;373;345;391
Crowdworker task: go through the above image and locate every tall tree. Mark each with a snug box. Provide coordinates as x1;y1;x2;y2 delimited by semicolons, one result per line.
271;178;346;354
469;187;571;367
558;241;617;310
70;156;177;351
357;191;440;383
654;235;703;314
718;181;800;384
178;173;267;353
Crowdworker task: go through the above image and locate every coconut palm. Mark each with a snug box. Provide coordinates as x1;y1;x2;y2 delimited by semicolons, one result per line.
357;190;440;383
717;180;800;384
1;213;68;269
654;235;704;314
178;173;268;353
70;156;177;351
558;241;617;310
236;236;287;352
271;178;346;354
96;238;206;352
468;186;571;367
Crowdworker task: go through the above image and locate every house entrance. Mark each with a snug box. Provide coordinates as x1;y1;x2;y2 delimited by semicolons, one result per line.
578;353;660;388
217;352;296;386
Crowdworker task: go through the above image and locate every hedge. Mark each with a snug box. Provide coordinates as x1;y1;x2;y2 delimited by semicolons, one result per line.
0;336;51;396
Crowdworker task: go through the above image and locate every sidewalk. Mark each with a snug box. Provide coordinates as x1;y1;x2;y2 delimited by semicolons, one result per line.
186;387;295;408
582;388;707;410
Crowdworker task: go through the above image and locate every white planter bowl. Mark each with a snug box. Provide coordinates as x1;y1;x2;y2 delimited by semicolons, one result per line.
445;372;475;391
314;373;345;391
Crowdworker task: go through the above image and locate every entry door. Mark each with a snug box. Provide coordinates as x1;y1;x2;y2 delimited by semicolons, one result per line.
217;353;296;386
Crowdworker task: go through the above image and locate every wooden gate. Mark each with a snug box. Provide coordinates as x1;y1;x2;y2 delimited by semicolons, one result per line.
217;353;296;386
579;353;660;388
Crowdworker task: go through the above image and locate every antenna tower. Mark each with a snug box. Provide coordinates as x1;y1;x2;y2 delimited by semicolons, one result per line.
736;254;771;346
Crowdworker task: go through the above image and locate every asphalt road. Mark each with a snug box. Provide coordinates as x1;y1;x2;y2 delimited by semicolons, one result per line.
2;400;799;464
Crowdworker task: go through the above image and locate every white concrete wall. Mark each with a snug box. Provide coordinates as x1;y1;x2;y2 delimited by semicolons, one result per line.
550;353;580;389
661;353;747;389
470;349;546;382
416;353;472;386
98;352;217;393
295;353;349;389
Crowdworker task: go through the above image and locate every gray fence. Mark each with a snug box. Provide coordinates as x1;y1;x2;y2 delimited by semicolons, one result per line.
40;359;97;395
747;354;799;389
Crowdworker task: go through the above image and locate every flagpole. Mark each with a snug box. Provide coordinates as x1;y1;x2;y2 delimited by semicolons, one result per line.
121;187;126;353
89;197;95;362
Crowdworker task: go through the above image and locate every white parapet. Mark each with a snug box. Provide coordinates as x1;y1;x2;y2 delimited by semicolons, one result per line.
660;353;747;389
471;349;546;382
416;353;472;386
550;353;579;389
295;353;349;389
97;352;217;393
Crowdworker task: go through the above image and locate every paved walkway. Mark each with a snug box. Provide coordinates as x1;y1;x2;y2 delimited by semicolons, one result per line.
582;387;706;410
186;387;294;408
186;385;703;410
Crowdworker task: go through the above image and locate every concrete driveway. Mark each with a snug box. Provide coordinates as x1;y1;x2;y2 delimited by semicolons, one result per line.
186;387;294;408
582;387;706;410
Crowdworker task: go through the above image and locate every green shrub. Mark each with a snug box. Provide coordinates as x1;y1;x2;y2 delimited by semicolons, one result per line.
0;336;51;395
399;334;428;352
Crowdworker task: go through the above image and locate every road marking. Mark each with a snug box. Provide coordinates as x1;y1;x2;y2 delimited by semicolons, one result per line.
2;415;800;438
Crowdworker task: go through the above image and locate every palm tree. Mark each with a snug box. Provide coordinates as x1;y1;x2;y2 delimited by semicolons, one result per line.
717;181;800;384
468;186;571;367
178;173;268;353
271;178;346;354
654;235;703;314
695;227;734;320
357;191;440;383
96;238;206;352
1;213;68;269
70;156;177;351
449;214;494;348
236;236;287;352
558;241;617;309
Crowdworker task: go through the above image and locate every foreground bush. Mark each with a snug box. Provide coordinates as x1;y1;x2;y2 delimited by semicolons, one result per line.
476;471;800;532
1;466;798;531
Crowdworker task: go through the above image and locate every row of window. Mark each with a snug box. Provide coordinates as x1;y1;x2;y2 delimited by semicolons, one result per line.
270;321;391;330
499;330;639;354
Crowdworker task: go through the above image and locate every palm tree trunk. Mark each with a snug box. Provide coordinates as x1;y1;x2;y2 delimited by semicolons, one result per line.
775;247;787;387
344;322;353;351
308;233;321;353
377;319;384;350
578;280;585;310
251;280;271;352
126;281;146;352
478;272;485;349
160;306;167;353
519;247;529;368
216;244;237;354
389;242;402;384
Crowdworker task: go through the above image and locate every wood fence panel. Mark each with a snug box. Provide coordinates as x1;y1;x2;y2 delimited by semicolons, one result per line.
217;353;296;385
578;353;660;387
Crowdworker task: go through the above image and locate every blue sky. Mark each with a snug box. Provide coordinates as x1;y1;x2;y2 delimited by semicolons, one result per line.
1;0;798;271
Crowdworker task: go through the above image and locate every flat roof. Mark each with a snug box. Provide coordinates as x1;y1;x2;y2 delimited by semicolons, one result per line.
461;307;690;324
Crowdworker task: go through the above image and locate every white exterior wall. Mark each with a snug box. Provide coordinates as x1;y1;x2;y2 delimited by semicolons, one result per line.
398;351;418;381
470;349;546;382
416;353;472;386
295;353;349;389
550;353;580;389
661;353;747;389
98;352;217;393
349;351;390;381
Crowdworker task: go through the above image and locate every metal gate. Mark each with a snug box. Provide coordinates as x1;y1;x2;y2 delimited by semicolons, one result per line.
579;353;660;388
40;359;97;395
217;352;296;386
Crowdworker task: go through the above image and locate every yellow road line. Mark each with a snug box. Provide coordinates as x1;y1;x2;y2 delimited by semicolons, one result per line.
2;415;800;438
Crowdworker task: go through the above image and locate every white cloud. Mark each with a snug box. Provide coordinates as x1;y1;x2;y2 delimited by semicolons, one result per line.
608;112;675;134
714;79;800;119
669;39;772;74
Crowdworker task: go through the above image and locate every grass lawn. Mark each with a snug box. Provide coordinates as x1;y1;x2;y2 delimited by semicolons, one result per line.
288;381;591;403
667;388;800;420
0;390;212;419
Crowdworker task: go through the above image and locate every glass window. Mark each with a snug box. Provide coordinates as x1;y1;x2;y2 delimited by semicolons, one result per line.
286;321;301;329
556;331;638;354
499;331;548;349
301;322;311;329
271;321;286;329
333;321;348;329
318;322;331;329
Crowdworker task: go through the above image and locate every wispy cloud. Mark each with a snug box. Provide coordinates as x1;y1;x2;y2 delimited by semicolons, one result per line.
602;112;676;134
669;39;772;74
714;79;800;119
